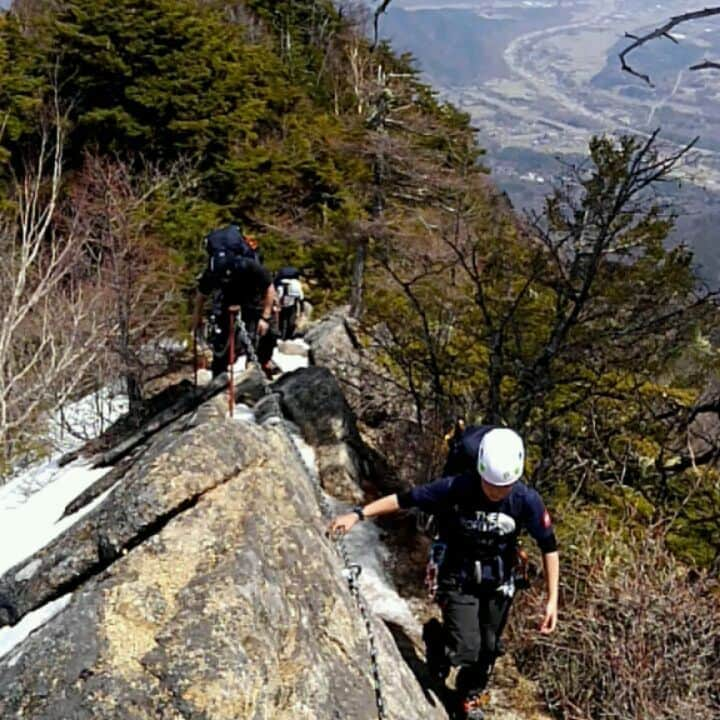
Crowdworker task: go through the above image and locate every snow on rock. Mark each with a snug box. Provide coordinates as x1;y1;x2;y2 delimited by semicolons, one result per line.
328;497;421;637
230;403;256;424
0;594;71;661
196;338;308;387
195;368;214;386
273;338;310;374
280;419;320;476
0;461;115;577
275;406;419;639
1;388;126;508
0;383;130;578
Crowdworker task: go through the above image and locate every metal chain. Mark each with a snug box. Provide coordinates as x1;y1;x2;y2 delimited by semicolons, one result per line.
234;318;388;720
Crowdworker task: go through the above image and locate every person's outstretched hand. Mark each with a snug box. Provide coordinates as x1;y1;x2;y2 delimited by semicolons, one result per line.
539;598;558;634
327;513;359;538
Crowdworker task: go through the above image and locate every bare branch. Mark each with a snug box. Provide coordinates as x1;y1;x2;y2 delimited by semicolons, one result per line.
620;7;720;85
372;0;393;51
0;127;114;470
690;59;720;71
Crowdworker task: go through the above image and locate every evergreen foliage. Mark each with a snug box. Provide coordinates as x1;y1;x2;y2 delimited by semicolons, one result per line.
0;11;45;172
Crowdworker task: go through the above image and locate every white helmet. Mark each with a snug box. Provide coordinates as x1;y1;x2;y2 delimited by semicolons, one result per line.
477;428;525;486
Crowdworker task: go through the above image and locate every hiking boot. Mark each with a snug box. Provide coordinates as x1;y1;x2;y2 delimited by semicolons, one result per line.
422;618;450;682
460;690;491;719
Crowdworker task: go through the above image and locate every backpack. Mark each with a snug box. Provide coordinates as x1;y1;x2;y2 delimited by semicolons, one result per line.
205;225;259;282
273;266;301;284
273;269;301;308
442;424;494;477
418;423;488;539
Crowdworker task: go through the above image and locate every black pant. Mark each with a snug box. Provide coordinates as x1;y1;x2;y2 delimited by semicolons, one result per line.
210;306;276;377
278;302;299;340
437;582;514;695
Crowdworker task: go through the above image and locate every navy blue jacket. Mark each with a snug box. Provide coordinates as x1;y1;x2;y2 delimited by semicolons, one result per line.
198;258;271;310
398;474;557;581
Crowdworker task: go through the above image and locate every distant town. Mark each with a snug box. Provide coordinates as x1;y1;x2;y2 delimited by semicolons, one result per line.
382;0;720;279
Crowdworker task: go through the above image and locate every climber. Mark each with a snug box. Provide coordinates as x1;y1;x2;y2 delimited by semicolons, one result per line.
191;225;279;379
273;266;305;340
327;427;559;720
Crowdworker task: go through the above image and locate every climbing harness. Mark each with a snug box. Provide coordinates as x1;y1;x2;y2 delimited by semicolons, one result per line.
424;540;447;601
234;316;387;720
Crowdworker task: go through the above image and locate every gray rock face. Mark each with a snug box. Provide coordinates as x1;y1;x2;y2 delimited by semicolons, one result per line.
0;371;447;720
304;308;364;408
0;399;252;628
303;309;425;495
274;367;368;503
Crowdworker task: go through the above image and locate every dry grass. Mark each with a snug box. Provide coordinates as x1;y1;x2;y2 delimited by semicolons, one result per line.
510;524;720;720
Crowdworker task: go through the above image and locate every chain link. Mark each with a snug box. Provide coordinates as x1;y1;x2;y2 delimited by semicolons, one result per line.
234;317;387;720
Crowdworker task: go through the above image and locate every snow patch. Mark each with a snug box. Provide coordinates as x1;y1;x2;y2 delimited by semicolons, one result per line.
48;385;129;457
14;559;42;583
0;380;132;579
0;462;116;577
1;381;128;511
280;421;319;480
0;594;71;661
328;497;420;636
231;403;256;424
273;339;310;374
281;417;419;637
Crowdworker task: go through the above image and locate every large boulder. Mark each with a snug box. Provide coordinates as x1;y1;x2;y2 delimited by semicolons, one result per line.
304;308;365;411
274;367;368;503
0;379;447;720
0;397;253;627
304;310;434;494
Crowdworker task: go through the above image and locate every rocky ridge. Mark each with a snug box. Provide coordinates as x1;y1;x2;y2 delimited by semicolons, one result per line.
0;351;446;718
0;313;553;720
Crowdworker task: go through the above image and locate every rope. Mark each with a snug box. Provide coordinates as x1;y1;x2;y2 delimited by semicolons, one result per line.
234;318;388;720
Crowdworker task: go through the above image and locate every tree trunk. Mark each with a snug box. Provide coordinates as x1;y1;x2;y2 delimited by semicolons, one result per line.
349;238;367;318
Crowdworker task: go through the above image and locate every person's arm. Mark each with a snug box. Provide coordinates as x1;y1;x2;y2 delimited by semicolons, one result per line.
258;283;276;337
327;494;401;536
539;550;559;634
522;488;559;634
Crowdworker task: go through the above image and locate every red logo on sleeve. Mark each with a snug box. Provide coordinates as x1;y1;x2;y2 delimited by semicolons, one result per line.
542;509;552;529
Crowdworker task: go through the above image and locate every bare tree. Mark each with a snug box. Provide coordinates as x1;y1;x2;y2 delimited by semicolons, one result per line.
0;124;111;472
368;130;720;496
620;7;720;85
74;155;190;414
